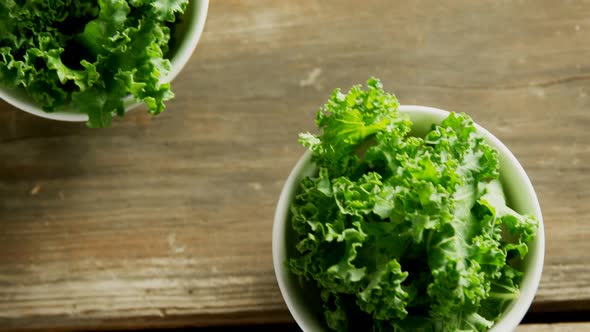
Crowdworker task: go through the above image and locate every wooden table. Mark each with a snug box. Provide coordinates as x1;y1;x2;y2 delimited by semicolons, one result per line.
1;1;589;331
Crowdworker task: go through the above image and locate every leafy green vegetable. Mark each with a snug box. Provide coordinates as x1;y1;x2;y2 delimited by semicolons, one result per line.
289;78;538;331
0;0;187;127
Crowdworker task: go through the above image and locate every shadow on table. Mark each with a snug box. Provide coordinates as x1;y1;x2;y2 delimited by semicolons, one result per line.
135;324;301;332
116;309;590;332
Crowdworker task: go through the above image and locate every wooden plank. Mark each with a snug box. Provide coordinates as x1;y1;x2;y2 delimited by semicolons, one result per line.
1;0;590;330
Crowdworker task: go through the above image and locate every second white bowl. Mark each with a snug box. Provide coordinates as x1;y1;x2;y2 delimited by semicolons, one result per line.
0;0;209;122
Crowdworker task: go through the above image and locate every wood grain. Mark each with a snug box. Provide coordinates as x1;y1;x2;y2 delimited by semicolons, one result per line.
1;0;590;330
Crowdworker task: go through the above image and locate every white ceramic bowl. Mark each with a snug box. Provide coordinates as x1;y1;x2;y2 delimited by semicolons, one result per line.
0;0;209;122
273;105;545;332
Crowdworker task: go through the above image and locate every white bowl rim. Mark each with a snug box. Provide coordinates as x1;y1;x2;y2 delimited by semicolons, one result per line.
0;0;209;122
272;104;545;332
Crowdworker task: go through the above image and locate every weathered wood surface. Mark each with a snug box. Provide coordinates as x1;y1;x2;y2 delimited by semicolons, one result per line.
1;0;589;330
